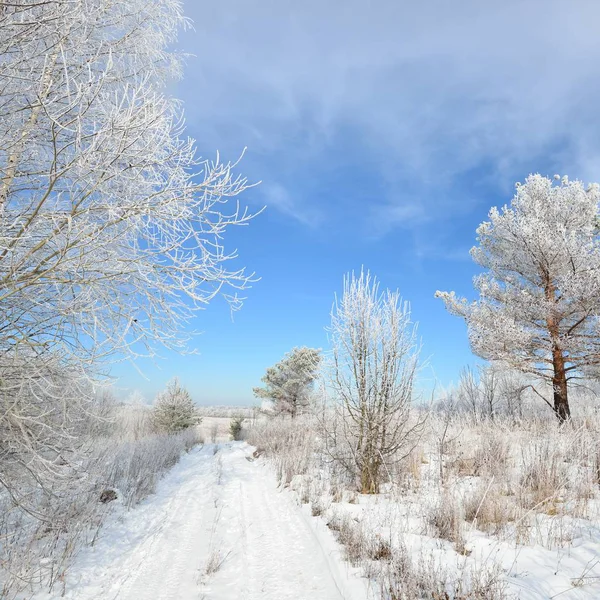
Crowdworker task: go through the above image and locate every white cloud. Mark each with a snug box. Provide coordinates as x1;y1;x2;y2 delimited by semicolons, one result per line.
178;0;600;230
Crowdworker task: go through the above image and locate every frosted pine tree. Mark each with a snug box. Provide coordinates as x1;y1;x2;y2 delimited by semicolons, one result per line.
437;174;600;421
253;347;321;418
152;378;199;433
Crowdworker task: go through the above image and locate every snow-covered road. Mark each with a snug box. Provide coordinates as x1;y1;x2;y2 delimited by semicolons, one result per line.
57;443;367;600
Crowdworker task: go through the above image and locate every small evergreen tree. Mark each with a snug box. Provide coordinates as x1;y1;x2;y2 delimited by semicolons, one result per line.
152;378;200;434
229;416;244;441
253;347;321;418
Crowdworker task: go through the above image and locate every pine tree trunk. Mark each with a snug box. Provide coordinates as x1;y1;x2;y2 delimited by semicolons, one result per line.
543;273;571;424
552;349;570;423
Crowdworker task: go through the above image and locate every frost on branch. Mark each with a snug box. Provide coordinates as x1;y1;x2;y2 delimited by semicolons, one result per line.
325;270;424;494
0;0;256;366
437;174;600;421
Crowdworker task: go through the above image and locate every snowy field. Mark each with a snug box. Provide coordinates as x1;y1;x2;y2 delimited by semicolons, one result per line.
197;407;257;443
198;416;236;443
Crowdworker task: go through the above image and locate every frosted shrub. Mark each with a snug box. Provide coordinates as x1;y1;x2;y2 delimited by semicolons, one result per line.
380;548;507;600
325;270;424;494
113;402;154;440
102;428;202;507
245;416;317;485
0;406;203;597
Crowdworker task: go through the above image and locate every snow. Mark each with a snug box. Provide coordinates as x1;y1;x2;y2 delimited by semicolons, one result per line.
42;443;368;600
288;464;600;600
30;437;600;600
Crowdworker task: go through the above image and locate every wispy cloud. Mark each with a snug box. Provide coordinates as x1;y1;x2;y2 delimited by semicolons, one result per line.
367;201;428;239
178;0;600;231
262;182;323;227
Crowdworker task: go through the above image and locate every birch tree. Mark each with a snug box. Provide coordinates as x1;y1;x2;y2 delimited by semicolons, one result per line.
0;0;255;366
326;271;421;494
253;347;321;418
437;174;600;422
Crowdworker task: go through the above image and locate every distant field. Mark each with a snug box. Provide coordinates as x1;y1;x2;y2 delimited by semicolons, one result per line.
196;405;257;418
197;406;260;443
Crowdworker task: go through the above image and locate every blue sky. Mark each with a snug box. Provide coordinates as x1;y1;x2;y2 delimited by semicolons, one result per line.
112;0;600;405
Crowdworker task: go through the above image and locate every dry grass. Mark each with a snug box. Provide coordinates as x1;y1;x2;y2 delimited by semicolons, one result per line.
517;438;566;510
380;545;507;600
245;416;318;485
311;497;327;517
473;430;511;478
247;399;600;600
203;548;231;576
428;492;466;553
326;511;393;566
463;482;516;536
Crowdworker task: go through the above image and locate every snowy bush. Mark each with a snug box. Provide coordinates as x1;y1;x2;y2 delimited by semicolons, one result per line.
325;270;425;494
113;401;155;441
245;416;318;485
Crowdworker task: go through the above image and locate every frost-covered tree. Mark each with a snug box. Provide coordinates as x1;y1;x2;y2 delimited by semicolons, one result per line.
497;367;530;422
455;364;529;422
457;366;480;422
0;353;107;509
326;271;422;494
152;378;199;434
253;347;321;418
437;174;600;422
0;0;254;366
479;363;501;421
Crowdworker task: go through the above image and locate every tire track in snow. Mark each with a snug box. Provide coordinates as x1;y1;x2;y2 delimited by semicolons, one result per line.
58;443;365;600
213;444;347;600
60;446;217;600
